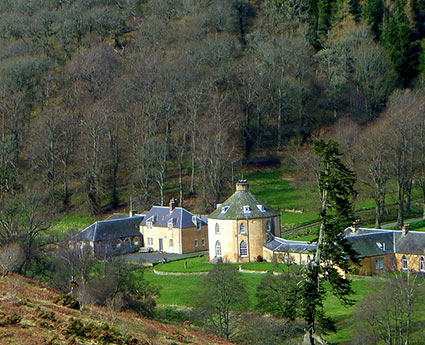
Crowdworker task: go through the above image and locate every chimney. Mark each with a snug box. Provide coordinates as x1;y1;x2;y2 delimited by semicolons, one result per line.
352;219;361;234
236;179;249;191
402;224;410;236
169;198;178;212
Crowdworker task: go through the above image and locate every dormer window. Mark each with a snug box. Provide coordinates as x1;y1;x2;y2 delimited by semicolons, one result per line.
257;205;265;212
216;204;222;210
168;220;173;230
147;221;153;230
221;206;230;214
376;242;385;251
197;220;202;231
243;205;251;214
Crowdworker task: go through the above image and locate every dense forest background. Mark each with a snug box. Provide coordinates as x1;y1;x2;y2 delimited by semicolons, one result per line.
1;0;425;219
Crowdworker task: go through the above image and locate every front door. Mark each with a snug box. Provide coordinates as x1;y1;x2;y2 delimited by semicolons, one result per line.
159;238;163;252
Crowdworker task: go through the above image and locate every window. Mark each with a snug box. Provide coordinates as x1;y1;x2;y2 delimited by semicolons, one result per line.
266;220;272;232
257;205;265;212
376;242;386;251
202;238;206;246
375;257;384;270
402;255;408;270
307;255;311;264
221;206;230;214
147;237;153;246
240;241;248;257
147;222;153;230
420;257;425;272
197;221;202;232
243;205;251;214
240;223;246;234
215;223;220;234
168;221;173;230
195;239;199;248
169;239;173;247
215;241;222;257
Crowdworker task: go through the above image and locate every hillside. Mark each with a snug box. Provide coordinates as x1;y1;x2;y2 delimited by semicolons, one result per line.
0;273;233;345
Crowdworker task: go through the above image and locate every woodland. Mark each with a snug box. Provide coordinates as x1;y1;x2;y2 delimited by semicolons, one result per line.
1;0;425;222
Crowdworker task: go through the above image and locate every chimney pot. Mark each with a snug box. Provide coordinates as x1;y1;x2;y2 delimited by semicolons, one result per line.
169;198;178;211
402;224;410;236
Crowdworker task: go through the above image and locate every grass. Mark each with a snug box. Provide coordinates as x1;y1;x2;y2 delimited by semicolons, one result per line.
143;265;374;343
46;214;95;239
154;256;297;273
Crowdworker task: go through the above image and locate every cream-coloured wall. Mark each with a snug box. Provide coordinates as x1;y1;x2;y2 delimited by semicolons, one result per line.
140;224;208;254
394;253;425;272
208;216;280;263
141;225;182;254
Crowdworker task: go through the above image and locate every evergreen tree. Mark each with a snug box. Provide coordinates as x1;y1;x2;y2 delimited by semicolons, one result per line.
301;140;358;345
381;0;415;83
362;0;384;36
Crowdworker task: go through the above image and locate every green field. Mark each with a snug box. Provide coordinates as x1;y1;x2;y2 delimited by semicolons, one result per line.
142;266;374;344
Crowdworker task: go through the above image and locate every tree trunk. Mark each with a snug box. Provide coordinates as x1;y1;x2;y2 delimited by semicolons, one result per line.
397;182;405;227
405;178;413;213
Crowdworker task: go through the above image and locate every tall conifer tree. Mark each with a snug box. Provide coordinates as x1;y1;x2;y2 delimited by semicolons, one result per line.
301;140;358;345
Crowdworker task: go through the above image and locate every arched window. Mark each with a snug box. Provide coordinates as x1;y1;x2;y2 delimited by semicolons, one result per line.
240;241;248;257
240;223;246;234
215;241;222;258
402;255;408;270
215;223;220;234
266;220;272;233
420;257;425;272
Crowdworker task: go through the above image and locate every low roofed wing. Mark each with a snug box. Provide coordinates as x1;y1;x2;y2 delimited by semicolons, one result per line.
72;215;144;242
345;232;395;257
265;236;317;253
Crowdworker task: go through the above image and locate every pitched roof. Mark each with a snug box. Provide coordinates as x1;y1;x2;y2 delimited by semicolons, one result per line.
345;227;425;256
140;206;207;229
72;215;144;242
209;189;280;220
264;236;317;253
345;232;395;257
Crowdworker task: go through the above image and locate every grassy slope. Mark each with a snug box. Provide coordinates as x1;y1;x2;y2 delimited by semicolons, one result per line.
0;273;233;345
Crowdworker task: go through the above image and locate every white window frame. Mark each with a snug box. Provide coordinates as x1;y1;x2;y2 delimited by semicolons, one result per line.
402;255;408;270
375;257;384;270
243;205;251;214
215;223;220;234
147;237;153;246
194;239;199;248
147;221;153;230
240;223;246;234
197;221;202;232
221;206;230;214
168;221;173;230
202;238;206;246
240;240;248;257
169;238;173;248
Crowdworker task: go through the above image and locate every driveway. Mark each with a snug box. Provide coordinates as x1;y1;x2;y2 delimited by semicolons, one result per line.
123;251;208;264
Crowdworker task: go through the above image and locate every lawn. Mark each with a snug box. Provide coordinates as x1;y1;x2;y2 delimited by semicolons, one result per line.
142;266;373;344
154;256;300;273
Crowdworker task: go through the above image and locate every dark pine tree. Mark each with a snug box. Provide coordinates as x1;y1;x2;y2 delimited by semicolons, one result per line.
301;139;359;345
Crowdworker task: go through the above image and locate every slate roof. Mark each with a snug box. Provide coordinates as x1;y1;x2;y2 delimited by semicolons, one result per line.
209;189;280;220
345;232;395;257
264;236;317;253
106;214;130;220
140;206;207;229
72;215;144;242
344;227;425;256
